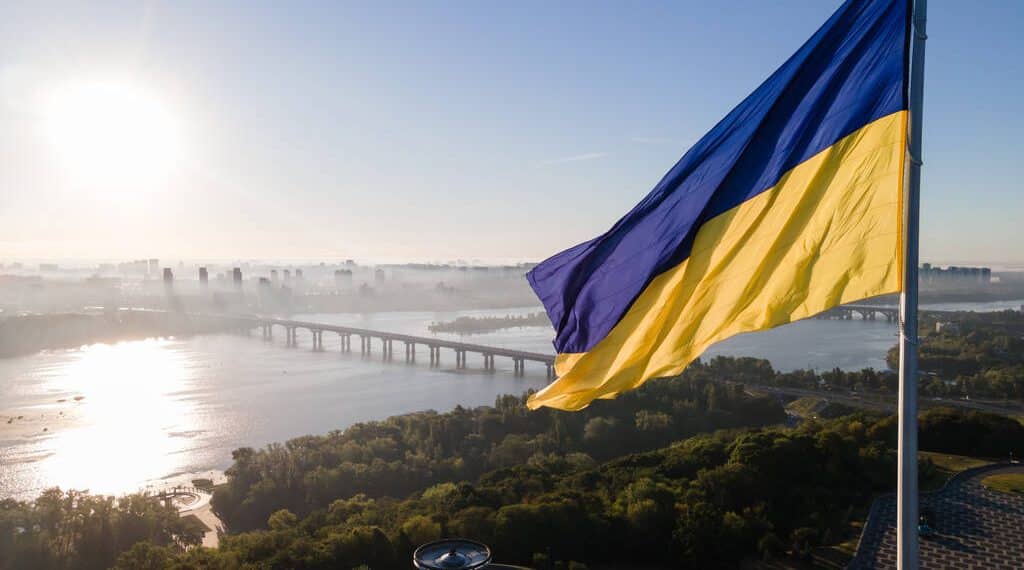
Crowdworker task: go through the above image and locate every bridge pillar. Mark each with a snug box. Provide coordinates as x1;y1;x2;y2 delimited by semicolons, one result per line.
482;353;493;372
456;350;465;369
429;346;439;367
545;363;554;380
312;330;322;351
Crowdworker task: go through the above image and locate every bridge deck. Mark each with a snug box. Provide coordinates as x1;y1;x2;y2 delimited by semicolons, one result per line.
243;317;556;364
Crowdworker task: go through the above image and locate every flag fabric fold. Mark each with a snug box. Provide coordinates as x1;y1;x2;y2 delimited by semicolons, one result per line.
527;0;911;411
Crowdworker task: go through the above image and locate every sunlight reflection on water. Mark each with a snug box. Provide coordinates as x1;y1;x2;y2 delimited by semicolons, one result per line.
33;340;196;496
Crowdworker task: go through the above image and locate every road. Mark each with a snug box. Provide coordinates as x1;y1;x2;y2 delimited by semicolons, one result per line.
738;383;1024;417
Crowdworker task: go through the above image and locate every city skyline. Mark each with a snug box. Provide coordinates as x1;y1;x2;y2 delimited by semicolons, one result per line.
2;0;1023;263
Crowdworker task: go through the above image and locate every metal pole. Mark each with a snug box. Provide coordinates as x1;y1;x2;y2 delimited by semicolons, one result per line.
898;0;927;568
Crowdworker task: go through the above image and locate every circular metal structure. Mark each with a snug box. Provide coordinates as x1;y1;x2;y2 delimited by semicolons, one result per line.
413;539;492;570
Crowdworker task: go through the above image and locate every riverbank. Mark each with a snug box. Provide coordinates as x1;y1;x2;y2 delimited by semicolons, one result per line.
0;311;238;358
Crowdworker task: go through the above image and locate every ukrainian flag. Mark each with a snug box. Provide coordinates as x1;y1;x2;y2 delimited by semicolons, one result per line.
527;0;911;411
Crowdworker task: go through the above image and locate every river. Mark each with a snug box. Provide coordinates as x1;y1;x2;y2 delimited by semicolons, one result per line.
1;300;1020;500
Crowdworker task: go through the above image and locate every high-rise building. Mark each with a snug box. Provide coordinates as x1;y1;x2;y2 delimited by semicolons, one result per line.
148;259;159;277
198;267;209;287
334;269;353;289
232;267;243;288
163;268;174;284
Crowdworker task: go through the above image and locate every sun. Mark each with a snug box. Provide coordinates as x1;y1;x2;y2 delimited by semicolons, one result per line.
43;80;184;189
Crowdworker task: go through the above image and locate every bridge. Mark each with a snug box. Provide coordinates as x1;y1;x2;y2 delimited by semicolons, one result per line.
814;304;955;322
815;304;900;322
221;315;557;379
187;301;963;380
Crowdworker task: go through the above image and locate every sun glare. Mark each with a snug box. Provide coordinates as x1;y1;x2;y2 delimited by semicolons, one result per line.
43;80;184;190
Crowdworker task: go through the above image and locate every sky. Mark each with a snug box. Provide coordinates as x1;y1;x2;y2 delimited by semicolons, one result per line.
1;0;1022;265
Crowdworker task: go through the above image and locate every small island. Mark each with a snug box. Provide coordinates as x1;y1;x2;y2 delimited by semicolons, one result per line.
428;312;551;335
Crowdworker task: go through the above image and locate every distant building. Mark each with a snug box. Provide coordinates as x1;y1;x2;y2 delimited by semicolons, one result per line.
935;321;961;335
374;268;386;283
295;269;303;280
39;263;59;271
198;267;209;287
920;263;991;287
270;269;279;284
118;259;149;276
148;259;159;277
163;267;174;285
232;267;243;288
283;269;291;283
334;269;353;289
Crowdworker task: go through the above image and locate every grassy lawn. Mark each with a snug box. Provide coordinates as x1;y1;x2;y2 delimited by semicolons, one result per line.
784;396;856;420
921;451;992;473
981;473;1024;496
786;396;824;417
920;451;993;491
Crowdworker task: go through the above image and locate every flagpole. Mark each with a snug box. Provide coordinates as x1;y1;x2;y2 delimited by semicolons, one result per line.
898;0;927;568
